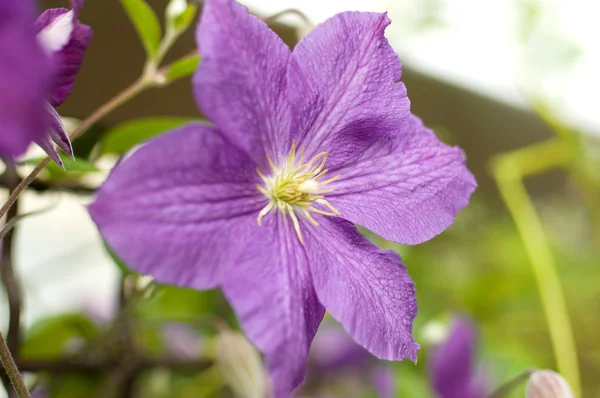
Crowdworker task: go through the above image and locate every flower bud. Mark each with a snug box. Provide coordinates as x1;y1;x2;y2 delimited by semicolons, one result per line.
215;331;268;398
165;0;187;20
526;370;574;398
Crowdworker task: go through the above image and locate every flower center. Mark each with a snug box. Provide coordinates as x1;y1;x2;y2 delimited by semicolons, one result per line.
256;141;341;244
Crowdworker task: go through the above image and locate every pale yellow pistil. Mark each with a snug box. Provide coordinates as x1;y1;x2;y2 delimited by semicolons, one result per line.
256;141;341;244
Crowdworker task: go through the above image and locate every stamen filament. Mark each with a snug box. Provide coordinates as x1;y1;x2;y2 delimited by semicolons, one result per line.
255;144;341;244
303;209;320;227
287;205;304;245
257;201;275;226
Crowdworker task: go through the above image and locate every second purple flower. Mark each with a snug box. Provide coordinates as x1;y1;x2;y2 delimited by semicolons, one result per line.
89;0;476;396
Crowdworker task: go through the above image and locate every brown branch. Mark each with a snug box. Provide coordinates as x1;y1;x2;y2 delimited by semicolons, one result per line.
1;163;24;398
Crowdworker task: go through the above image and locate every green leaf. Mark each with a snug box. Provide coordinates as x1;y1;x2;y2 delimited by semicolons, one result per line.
173;365;226;398
120;0;162;59
21;313;99;359
100;117;198;155
50;374;104;398
23;156;98;180
165;55;201;82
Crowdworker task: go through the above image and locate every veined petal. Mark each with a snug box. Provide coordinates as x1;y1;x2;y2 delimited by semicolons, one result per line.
328;115;476;245
194;0;291;164
430;317;487;398
36;134;64;169
306;216;419;362
46;102;73;156
288;12;409;167
35;0;92;107
89;124;264;289
0;0;52;159
222;214;325;397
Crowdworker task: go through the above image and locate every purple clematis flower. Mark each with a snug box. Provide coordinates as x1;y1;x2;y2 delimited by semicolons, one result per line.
429;317;487;398
89;0;476;395
34;0;92;166
0;0;53;159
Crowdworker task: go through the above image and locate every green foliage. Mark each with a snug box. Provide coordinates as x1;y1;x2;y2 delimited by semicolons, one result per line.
165;55;201;82
49;374;104;398
24;156;98;180
100;117;199;155
172;366;227;397
120;0;162;59
21;314;99;359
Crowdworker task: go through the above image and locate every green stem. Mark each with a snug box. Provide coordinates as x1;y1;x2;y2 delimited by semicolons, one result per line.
0;330;30;398
492;140;581;397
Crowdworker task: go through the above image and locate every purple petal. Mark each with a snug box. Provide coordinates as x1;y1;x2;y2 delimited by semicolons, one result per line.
89;123;265;290
287;12;409;168
0;0;53;159
46;102;74;157
429;316;486;398
194;0;291;164
371;365;396;398
35;2;92;107
305;216;419;362
328;115;476;245
222;214;325;397
35;134;64;169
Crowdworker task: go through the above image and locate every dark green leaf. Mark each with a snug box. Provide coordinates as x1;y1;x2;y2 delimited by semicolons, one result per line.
120;0;162;59
49;374;104;398
21;313;99;359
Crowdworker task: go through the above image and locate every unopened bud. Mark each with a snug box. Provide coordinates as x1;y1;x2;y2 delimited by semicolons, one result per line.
526;370;574;398
216;331;267;398
166;0;187;20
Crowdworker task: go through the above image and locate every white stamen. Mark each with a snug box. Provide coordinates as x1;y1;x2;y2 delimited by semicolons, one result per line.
255;142;341;244
37;10;74;54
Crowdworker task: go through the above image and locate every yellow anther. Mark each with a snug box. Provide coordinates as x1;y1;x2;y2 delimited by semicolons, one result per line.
255;143;341;244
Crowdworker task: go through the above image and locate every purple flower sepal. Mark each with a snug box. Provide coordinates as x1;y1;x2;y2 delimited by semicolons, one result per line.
34;0;92;166
429;317;488;398
0;0;53;160
89;0;476;396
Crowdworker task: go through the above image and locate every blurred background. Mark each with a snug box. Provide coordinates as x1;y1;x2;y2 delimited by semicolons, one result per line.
1;0;599;396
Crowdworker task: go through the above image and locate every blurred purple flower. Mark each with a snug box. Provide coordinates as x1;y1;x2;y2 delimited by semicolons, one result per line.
371;365;396;398
429;317;487;398
310;325;371;373
89;0;476;396
0;0;52;159
305;324;395;398
162;323;204;360
0;0;90;165
34;0;92;166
